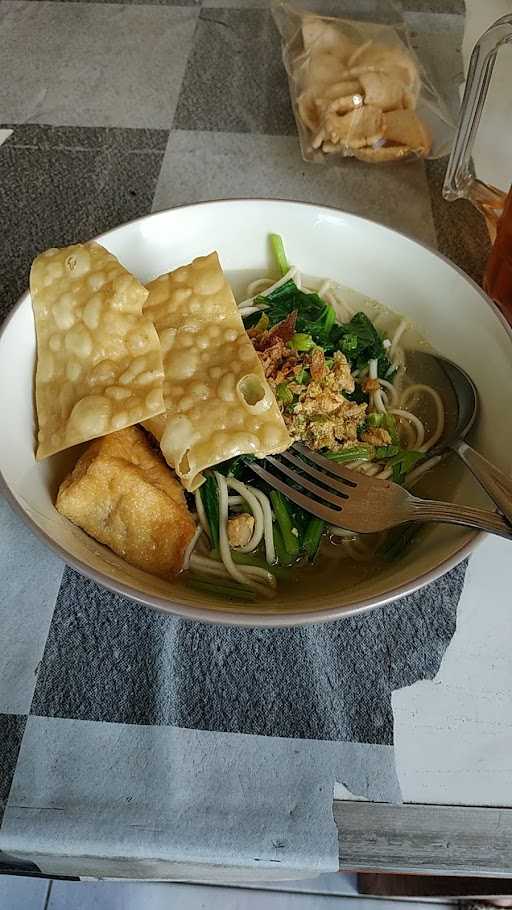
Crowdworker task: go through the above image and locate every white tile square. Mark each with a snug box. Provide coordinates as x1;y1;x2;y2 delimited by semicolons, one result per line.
153;131;437;245
0;498;63;715
0;2;199;128
0;875;49;910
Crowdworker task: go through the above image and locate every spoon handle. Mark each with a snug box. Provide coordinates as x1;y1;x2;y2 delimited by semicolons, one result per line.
451;440;512;525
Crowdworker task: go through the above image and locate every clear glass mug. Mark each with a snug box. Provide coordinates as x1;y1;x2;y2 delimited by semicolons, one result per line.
443;13;512;320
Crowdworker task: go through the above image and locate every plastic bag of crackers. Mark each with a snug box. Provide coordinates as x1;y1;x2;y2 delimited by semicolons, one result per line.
272;1;455;163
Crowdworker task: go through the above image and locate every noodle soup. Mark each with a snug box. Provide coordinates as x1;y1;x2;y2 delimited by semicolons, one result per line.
184;258;460;603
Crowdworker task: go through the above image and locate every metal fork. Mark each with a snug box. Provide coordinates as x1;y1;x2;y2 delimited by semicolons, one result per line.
249;443;512;540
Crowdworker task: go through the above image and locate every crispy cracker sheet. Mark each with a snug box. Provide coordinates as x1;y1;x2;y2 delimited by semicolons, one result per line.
56;426;195;577
31;242;165;459
143;252;291;491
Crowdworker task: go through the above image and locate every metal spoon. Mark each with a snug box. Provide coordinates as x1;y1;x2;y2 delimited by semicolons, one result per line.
405;350;512;525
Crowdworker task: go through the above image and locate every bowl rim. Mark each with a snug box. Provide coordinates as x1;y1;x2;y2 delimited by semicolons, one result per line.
1;197;510;627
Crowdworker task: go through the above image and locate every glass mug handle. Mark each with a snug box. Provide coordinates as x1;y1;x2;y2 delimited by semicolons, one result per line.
443;13;512;221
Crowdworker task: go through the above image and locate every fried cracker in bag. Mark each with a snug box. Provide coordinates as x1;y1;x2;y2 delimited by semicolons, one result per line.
272;0;455;164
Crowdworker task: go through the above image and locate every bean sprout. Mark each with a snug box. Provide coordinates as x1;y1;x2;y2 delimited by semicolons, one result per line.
318;279;332;297
368;358;387;413
246;278;275;296
250;487;276;565
189;553;277;589
390;319;408;359
329;527;358;539
183;526;203;570
239;267;298;308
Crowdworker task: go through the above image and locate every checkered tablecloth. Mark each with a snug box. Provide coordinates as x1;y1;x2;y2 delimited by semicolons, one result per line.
0;0;492;880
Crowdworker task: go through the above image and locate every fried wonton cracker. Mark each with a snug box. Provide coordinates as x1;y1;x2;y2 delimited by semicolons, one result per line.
143;252;291;491
31;242;165;459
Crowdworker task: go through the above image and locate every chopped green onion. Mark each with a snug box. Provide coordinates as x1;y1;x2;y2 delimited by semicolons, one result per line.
270;490;300;562
303;517;324;561
295;367;310;384
288;332;314;352
340;333;359;354
276;382;293;406
368;412;384;428
270;234;289;277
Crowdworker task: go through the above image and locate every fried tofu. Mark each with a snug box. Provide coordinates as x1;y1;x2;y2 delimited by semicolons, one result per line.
56;426;195;578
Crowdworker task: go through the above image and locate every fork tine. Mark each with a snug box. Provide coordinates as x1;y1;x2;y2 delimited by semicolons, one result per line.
249;463;343;524
265;456;347;508
293;443;372;487
280;449;353;495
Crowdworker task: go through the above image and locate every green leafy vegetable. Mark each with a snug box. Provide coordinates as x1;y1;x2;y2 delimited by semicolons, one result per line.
200;474;220;548
270;234;289;277
374;445;400;459
323;305;337;337
273;524;295;567
303;517;325;561
378;522;418;561
325;444;375;463
188;578;257;601
324;443;422;483
330;312;395;377
230;551;288;579
387;450;424;484
270;490;300;562
251;279;337;347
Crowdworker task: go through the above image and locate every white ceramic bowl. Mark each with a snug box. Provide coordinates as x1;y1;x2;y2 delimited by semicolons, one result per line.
1;200;511;626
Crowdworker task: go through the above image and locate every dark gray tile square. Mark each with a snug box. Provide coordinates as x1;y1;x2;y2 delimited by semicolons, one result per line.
0;715;26;819
0;124;167;323
31;561;466;745
174;7;295;134
426;158;491;286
